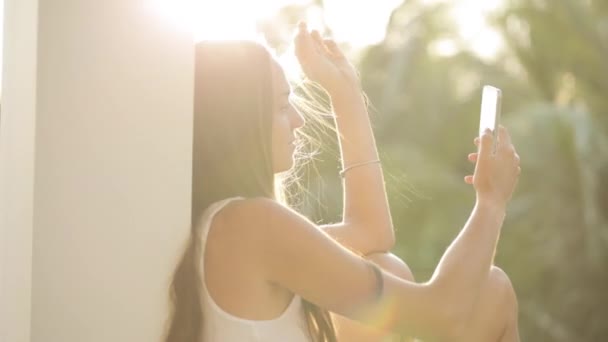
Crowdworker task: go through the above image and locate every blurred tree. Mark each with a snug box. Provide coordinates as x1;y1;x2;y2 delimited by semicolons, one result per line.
494;0;608;340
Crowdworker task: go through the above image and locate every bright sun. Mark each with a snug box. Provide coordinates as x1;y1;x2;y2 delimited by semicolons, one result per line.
150;0;306;41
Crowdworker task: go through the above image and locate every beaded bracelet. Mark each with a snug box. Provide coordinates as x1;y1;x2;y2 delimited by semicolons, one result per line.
339;159;381;178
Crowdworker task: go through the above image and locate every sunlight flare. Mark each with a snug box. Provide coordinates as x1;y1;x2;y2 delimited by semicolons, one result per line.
150;0;305;41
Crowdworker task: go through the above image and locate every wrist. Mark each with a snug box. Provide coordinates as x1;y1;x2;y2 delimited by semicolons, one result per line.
328;82;363;103
475;197;507;215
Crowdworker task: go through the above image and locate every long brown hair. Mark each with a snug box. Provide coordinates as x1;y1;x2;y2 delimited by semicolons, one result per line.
163;40;337;342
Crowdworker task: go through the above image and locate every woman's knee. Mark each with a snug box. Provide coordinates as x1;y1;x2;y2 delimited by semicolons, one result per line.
489;266;518;311
453;267;519;341
366;252;415;282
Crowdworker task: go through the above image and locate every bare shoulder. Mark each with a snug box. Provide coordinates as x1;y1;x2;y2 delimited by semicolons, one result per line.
220;196;282;214
213;197;310;243
217;197;309;230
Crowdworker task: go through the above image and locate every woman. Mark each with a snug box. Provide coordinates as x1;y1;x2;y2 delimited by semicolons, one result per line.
164;23;521;342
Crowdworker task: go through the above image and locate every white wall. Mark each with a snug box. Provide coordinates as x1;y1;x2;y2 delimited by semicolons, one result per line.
1;1;195;341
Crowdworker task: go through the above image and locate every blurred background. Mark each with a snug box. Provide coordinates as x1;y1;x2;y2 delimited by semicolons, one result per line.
151;0;608;340
3;0;605;340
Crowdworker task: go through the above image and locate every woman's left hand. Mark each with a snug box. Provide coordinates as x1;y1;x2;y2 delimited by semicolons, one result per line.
294;22;360;97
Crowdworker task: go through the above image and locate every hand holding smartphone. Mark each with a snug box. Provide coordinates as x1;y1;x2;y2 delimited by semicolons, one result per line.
479;85;502;152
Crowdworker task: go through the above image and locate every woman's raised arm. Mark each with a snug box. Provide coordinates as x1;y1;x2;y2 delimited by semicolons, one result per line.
295;23;394;255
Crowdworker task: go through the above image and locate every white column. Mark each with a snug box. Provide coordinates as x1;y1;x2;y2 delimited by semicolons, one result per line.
1;1;194;341
0;0;38;341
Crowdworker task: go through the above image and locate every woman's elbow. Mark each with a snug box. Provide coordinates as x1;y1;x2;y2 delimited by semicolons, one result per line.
378;231;395;252
375;222;395;251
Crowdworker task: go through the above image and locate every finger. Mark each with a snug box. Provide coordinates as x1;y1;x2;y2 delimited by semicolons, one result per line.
464;175;474;184
497;125;512;148
297;21;307;32
311;29;323;42
323;39;346;60
477;128;494;164
294;22;316;62
311;30;327;53
468;153;478;163
474;137;480;146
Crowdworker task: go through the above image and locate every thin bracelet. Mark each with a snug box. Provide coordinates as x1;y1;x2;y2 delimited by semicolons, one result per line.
339;159;381;178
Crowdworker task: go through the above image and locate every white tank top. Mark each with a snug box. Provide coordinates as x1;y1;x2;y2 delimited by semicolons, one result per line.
197;197;312;342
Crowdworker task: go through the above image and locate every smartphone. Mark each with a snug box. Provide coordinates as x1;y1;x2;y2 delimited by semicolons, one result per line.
479;85;502;151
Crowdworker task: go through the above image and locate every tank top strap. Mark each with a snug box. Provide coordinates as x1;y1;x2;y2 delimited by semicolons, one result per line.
196;196;244;246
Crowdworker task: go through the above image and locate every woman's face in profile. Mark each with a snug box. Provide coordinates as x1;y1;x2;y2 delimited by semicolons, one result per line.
271;63;305;173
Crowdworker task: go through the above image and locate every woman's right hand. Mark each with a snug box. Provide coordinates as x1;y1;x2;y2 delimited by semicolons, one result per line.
464;126;521;208
294;22;361;98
